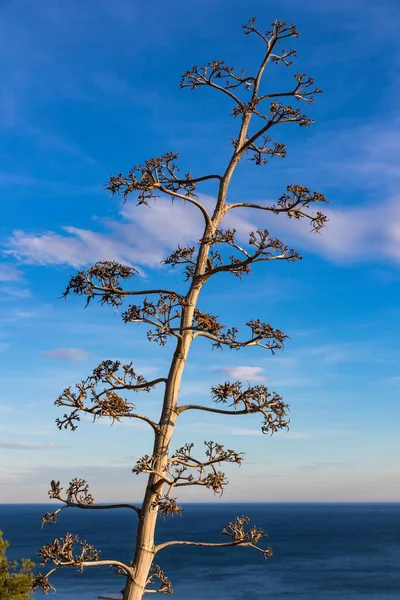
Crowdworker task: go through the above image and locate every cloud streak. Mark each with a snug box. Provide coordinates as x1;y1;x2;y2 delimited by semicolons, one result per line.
5;182;400;272
42;348;89;362
0;441;56;450
4;194;253;271
0;264;21;282
217;366;267;381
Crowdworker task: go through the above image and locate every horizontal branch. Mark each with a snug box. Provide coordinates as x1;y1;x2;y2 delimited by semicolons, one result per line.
43;480;141;526
39;558;133;577
42;501;141;528
154;514;273;559
57;406;159;433
174;173;222;184
201;251;292;280
177;404;251;416
89;286;184;299
192;330;265;348
59;559;133;575
155;539;244;553
225;185;328;233
62;502;141;515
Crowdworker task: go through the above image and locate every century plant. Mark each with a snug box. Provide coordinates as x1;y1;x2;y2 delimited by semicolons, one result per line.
34;18;328;600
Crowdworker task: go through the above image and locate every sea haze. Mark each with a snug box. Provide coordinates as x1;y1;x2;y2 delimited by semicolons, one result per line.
1;503;399;599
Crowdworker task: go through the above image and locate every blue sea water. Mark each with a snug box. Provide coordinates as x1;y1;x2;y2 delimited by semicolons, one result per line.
1;503;399;599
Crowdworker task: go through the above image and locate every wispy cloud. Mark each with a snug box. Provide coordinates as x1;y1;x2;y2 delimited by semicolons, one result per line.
4;194;253;271
42;348;89;362
0;286;30;299
24;125;95;164
304;341;372;364
217;366;267;381
296;461;354;472
6;176;400;272
257;194;400;265
0;264;21;282
0;441;56;450
0;172;99;195
5;227;153;270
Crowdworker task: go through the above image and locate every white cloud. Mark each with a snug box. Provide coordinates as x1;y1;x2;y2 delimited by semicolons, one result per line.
217;366;267;381
5;171;400;270
229;428;311;439
0;264;21;281
254;195;400;266
5;227;151;269
0;286;30;298
0;441;55;450
42;348;88;362
4;193;255;272
305;341;372;364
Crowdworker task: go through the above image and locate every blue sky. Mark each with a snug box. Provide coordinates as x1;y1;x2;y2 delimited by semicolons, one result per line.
1;0;399;504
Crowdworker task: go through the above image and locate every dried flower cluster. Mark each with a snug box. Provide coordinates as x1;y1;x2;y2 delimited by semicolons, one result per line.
55;360;163;431
63;261;138;307
211;381;289;434
146;565;173;595
222;516;272;559
133;440;244;506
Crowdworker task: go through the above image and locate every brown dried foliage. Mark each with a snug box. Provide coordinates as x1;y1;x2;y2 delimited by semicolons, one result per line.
212;381;289;434
146;565;173;595
133;441;243;499
122;293;184;345
55;360;157;431
168;440;243;496
222;516;272;559
32;574;56;594
150;494;183;518
37;533;100;572
106;152;197;206
272;184;328;232
63;261;138;308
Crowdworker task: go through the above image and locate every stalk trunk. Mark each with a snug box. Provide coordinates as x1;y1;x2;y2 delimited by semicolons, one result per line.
122;281;204;600
123;112;252;600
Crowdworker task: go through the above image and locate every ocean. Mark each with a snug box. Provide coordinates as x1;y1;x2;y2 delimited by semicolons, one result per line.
1;503;399;599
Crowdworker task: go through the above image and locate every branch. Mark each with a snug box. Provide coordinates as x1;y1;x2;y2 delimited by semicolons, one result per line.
155;539;244;553
121;294;191;346
192;318;287;353
155;515;272;560
198;228;301;280
158;185;212;226
106;152;214;227
133;442;243;502
226;184;329;232
180;60;246;107
162;245;197;282
33;533;134;594
41;480;141;528
168;441;243;496
145;565;173;595
33;558;133;595
63;260;185;309
55;360;163;431
178;405;251;417
179;380;289;435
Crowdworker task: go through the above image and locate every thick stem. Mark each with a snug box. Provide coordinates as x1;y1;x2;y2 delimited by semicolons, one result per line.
123;111;254;600
123;282;207;600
